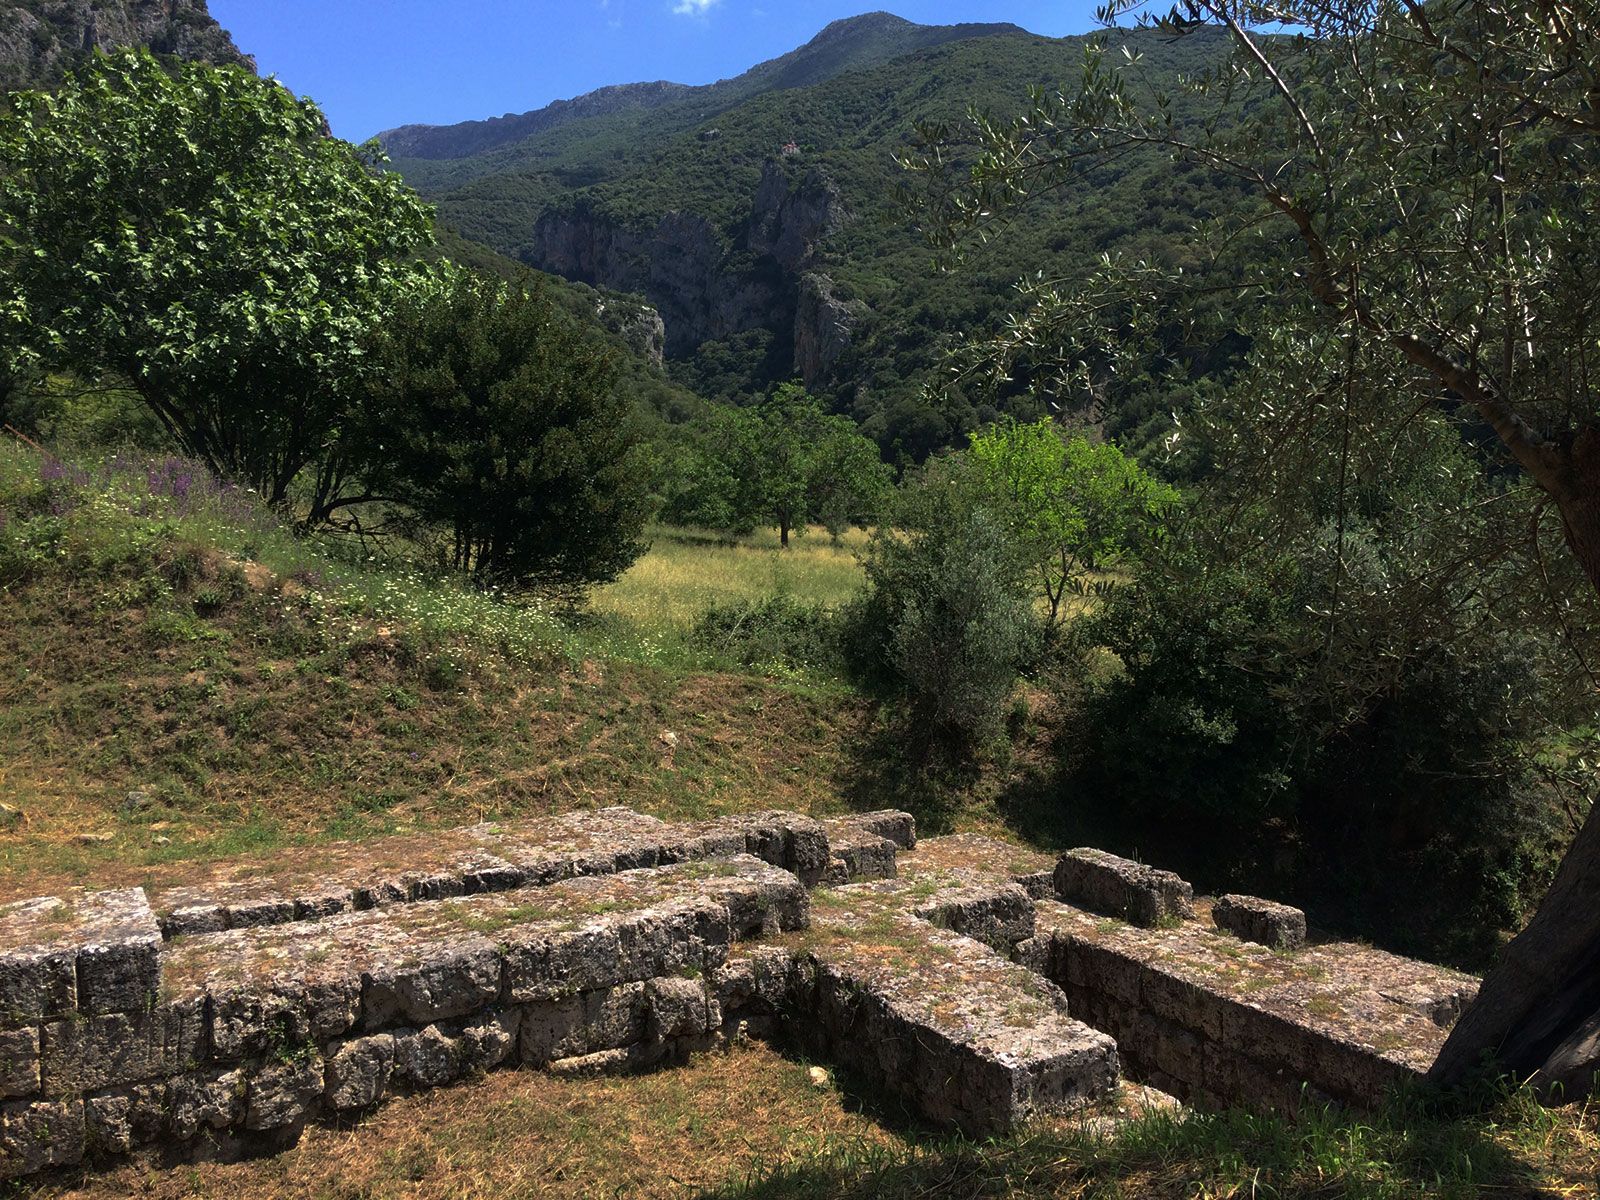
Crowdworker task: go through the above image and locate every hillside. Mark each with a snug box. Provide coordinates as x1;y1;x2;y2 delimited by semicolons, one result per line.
0;0;252;90
383;16;1245;461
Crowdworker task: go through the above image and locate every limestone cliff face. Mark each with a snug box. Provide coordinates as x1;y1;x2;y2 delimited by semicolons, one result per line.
794;273;865;386
528;158;855;371
0;0;253;90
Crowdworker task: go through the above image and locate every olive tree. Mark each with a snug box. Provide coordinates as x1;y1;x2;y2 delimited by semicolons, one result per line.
904;0;1600;1095
0;50;434;507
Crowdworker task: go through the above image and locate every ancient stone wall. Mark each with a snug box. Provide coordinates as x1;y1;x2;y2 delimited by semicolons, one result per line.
1;809;1484;1182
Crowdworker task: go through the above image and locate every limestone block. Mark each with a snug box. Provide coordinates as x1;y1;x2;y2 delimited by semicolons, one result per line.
0;898;79;1023
393;1024;463;1089
848;810;916;850
361;945;502;1028
646;977;709;1042
913;882;1035;954
0;1097;84;1179
243;1057;323;1131
460;1010;520;1072
1213;895;1308;951
324;1034;395;1111
1054;849;1194;927
40;1000;206;1098
583;984;647;1053
821;828;898;886
211;986;313;1061
0;1027;40;1100
73;889;162;1016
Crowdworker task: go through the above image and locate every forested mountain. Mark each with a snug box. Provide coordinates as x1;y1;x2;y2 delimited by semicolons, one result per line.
0;0;251;90
382;14;1245;462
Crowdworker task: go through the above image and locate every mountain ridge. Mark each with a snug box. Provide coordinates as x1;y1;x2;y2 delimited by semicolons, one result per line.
378;11;1027;161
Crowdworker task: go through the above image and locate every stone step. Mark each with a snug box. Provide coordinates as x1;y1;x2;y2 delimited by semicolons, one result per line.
1033;899;1478;1108
788;884;1120;1137
145;807;839;937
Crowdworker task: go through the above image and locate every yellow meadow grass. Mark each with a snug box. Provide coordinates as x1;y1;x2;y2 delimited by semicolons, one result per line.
591;524;869;629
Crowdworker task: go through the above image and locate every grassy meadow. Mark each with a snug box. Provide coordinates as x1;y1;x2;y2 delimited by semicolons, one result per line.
591;524;868;629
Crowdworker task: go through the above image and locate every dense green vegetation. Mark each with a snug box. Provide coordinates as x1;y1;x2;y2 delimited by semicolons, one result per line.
387;21;1251;463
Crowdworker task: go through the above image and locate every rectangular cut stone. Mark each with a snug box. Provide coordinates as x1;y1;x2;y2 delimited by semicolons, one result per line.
1213;894;1308;951
1054;848;1194;927
797;901;1118;1137
73;889;162;1016
0;1027;39;1100
837;810;917;849
40;1000;206;1098
145;807;816;940
0;897;79;1024
820;821;898;886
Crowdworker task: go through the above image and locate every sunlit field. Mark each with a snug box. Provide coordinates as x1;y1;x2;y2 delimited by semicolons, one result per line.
590;524;870;629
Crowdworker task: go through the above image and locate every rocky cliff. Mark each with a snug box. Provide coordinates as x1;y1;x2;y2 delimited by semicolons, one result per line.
0;0;252;90
529;158;857;369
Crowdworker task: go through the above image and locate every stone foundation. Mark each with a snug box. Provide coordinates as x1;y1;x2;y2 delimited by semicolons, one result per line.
1;810;1485;1181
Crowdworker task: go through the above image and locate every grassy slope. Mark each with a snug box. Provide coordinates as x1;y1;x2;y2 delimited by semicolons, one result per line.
0;440;871;900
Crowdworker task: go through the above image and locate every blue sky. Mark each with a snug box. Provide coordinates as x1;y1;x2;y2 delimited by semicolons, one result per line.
209;2;1106;141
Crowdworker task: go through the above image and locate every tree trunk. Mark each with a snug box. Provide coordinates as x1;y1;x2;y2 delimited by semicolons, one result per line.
1431;430;1600;1097
780;519;790;548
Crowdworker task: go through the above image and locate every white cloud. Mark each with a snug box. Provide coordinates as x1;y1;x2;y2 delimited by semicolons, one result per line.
672;0;719;15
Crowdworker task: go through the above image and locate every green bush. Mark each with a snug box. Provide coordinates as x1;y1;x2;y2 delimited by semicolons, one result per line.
1073;536;1570;964
848;477;1040;765
692;596;843;674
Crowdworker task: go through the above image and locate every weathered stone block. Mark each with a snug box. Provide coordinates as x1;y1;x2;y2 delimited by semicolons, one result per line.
211;985;314;1062
1213;894;1307;951
324;1034;395;1111
0;1027;40;1100
913;882;1035;954
848;810;917;850
461;1010;520;1072
0;1097;84;1179
362;945;502;1028
821;829;898;887
0;898;78;1024
393;1024;463;1090
1054;849;1194;927
646;977;709;1042
243;1057;323;1131
168;1068;245;1141
85;1082;166;1154
40;1000;206;1098
73;889;162;1017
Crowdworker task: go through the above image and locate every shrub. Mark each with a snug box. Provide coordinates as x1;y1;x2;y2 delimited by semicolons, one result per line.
1072;533;1571;964
692;596;842;674
849;476;1040;765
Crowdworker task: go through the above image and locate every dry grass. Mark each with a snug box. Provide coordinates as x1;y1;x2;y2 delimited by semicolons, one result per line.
589;525;868;630
16;1045;904;1200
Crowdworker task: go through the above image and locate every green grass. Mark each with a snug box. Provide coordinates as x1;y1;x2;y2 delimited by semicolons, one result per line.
0;438;873;897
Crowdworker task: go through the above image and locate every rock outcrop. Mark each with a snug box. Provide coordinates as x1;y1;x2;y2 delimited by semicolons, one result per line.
0;0;253;91
528;158;850;367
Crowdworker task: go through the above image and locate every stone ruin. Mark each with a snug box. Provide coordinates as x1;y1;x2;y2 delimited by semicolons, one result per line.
0;807;1481;1181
